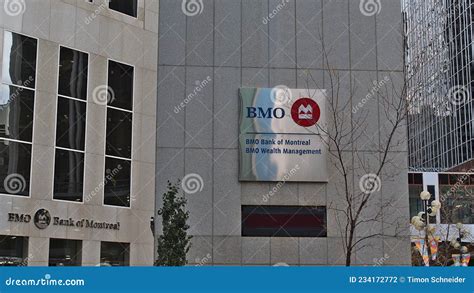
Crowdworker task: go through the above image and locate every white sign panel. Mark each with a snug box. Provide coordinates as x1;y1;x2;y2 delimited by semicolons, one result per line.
239;88;328;182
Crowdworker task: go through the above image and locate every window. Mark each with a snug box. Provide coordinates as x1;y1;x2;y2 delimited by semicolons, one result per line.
53;149;84;202
104;60;133;207
49;238;82;266
0;141;32;196
100;242;130;266
0;235;28;266
0;31;37;197
108;0;138;18
106;108;132;158
242;206;327;237
1;32;37;88
53;47;88;202
108;60;134;111
104;157;131;207
57;47;88;100
56;97;86;150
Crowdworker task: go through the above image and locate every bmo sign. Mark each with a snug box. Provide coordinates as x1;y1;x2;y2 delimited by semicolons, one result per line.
239;88;328;182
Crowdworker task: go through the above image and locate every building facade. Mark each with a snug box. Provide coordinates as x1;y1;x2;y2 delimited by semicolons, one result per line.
0;0;158;266
404;0;474;172
156;0;410;266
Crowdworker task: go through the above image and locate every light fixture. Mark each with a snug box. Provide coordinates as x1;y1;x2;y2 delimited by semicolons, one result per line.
420;191;431;200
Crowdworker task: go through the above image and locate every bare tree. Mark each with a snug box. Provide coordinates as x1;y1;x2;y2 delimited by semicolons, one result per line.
296;38;412;266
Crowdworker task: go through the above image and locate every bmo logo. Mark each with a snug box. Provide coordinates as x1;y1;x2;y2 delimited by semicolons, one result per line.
246;107;285;119
246;97;321;128
291;98;320;127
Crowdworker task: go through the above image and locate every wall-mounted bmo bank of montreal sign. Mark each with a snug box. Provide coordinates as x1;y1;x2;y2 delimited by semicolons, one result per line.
239;88;328;182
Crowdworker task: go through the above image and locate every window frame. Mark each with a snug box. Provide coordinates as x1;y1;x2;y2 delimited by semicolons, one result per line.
52;45;90;204
0;31;39;199
241;205;328;238
48;238;83;267
108;0;138;19
99;241;130;266
103;58;134;209
0;235;29;266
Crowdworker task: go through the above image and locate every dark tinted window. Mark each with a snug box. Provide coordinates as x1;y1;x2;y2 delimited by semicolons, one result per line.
56;97;86;151
1;31;37;88
49;238;82;266
0;140;31;196
108;60;134;110
242;206;327;237
106;108;132;158
104;157;130;207
100;242;130;266
53;149;84;202
0;235;28;266
439;174;449;185
108;0;137;17
413;173;423;185
0;84;34;142
58;47;88;100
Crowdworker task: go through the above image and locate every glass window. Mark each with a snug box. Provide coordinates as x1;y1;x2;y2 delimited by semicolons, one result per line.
108;0;137;18
49;238;82;266
107;60;134;111
106;108;132;159
242;206;327;237
53;149;84;202
0;84;34;142
1;31;37;88
0;32;36;197
0;235;28;266
0;140;31;196
58;47;88;100
409;184;423;218
100;242;130;266
55;96;86;151
413;173;423;185
104;157;130;207
104;60;133;207
439;174;449;185
440;185;474;224
54;47;88;202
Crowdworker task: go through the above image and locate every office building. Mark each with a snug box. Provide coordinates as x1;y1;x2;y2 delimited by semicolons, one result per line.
0;0;158;266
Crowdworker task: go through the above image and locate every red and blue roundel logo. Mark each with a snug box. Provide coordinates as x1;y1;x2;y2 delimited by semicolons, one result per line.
291;98;321;127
